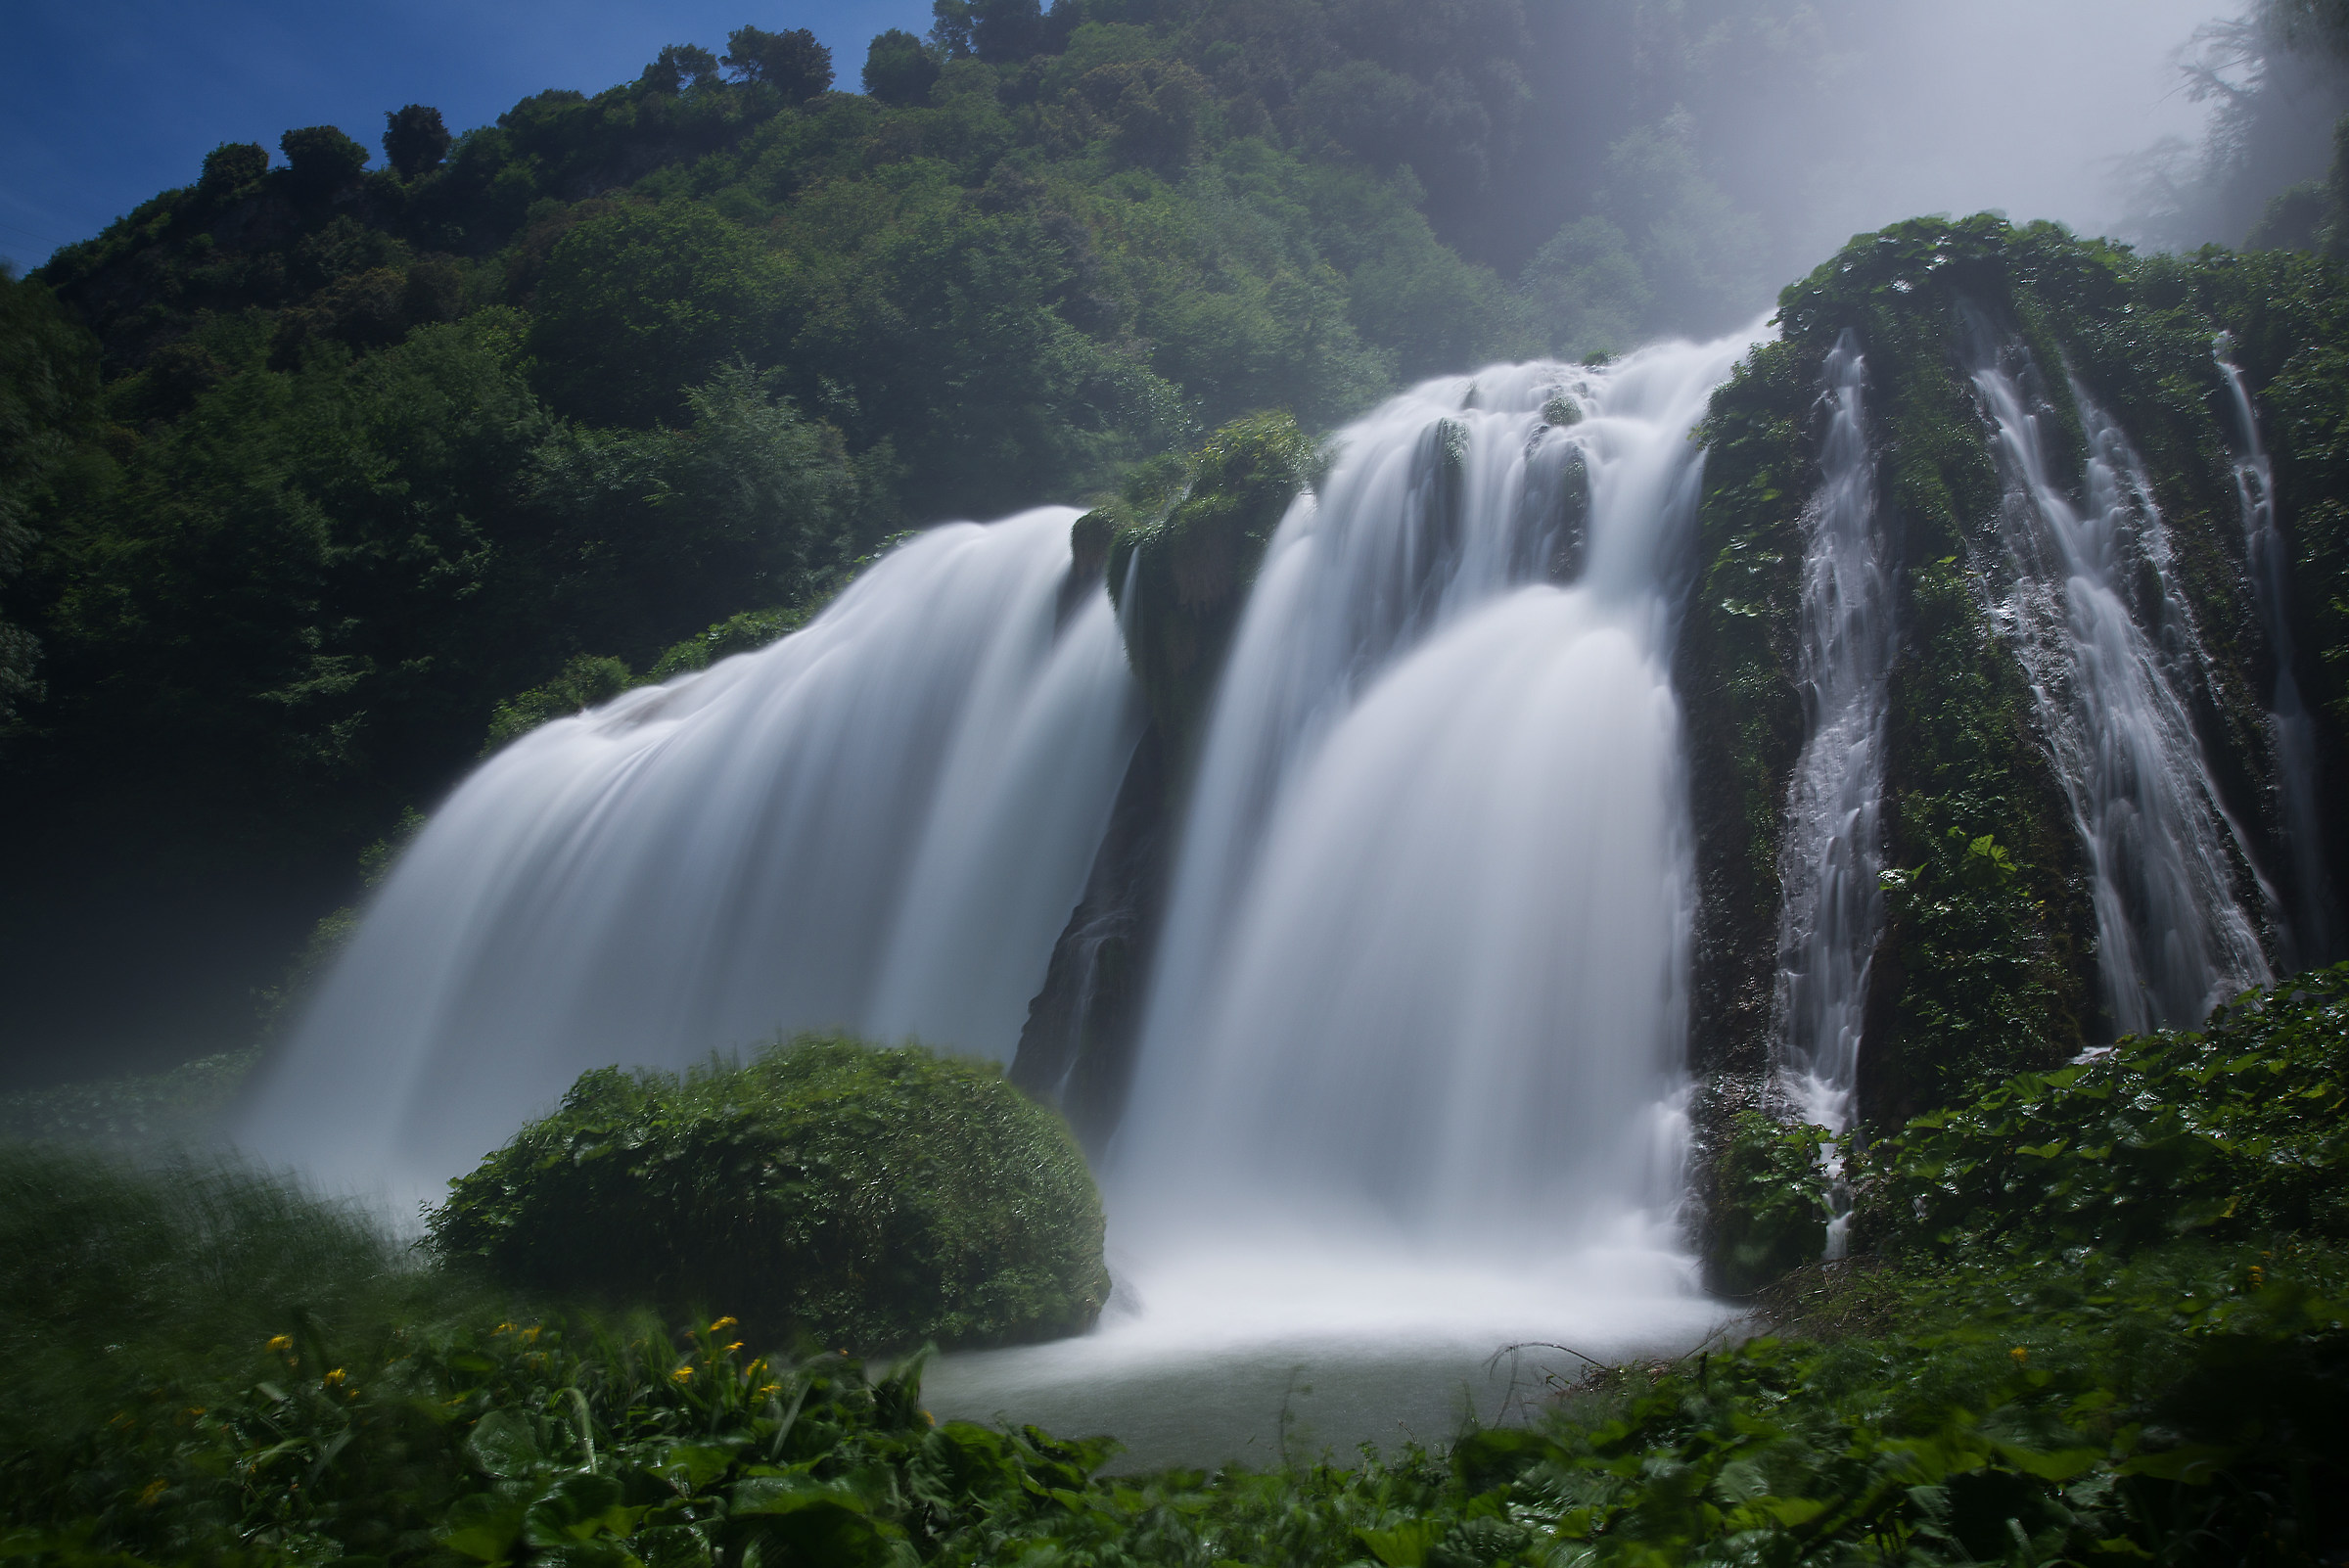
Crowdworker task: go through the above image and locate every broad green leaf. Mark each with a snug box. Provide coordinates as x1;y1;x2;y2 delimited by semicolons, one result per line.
439;1490;530;1563
1354;1518;1447;1567
466;1409;544;1479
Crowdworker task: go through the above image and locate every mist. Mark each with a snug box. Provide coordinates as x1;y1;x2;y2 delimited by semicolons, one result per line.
1496;0;2345;355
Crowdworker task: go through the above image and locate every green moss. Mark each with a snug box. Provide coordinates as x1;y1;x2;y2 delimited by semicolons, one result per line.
426;1036;1110;1352
1681;337;1813;1079
1100;410;1322;753
1869;555;2088;1118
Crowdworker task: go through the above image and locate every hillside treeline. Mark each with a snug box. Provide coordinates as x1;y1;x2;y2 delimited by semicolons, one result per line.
0;0;1827;1079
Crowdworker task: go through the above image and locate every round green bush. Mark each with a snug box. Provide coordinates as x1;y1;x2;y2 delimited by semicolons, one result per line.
425;1036;1110;1350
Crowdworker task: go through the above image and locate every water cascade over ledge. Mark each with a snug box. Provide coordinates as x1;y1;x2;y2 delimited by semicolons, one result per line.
1113;332;1758;1254
239;508;1141;1191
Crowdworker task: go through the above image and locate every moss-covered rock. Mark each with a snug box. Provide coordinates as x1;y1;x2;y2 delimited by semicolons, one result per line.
1682;215;2349;1146
1096;411;1322;753
1011;415;1321;1146
425;1037;1110;1351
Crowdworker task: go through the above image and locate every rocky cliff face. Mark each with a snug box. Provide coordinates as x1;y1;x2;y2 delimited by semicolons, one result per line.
1681;217;2349;1281
1010;414;1321;1149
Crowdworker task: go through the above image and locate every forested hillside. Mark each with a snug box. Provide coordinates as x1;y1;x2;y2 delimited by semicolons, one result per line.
5;0;2349;1085
0;0;1612;1081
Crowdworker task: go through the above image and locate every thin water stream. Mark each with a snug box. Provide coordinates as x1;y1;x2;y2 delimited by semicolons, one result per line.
1967;333;2272;1033
2216;346;2340;964
1770;334;1893;1152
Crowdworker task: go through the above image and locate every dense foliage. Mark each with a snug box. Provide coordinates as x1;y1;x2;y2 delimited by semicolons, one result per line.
0;0;1905;1084
9;967;2348;1564
426;1037;1111;1351
1862;962;2349;1259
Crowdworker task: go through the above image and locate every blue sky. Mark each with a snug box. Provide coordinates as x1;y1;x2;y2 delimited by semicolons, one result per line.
0;0;936;273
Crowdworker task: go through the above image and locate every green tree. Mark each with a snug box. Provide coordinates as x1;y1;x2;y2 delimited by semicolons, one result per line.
528;205;795;428
524;361;867;659
277;125;369;198
637;42;720;94
862;27;941;105
0;270;101;726
720;25;833;103
381;104;450;178
198;141;267;193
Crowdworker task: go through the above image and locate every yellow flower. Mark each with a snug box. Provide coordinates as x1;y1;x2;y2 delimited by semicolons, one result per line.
710;1316;739;1335
757;1383;781;1399
2009;1346;2029;1364
323;1368;346;1388
265;1335;293;1354
672;1365;694;1383
494;1322;516;1335
921;1408;936;1426
522;1325;541;1345
2249;1265;2266;1289
725;1341;744;1354
138;1479;167;1508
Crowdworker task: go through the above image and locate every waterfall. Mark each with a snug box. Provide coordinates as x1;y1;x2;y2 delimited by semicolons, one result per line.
238;508;1141;1191
1770;333;1893;1142
1967;334;2273;1035
1112;332;1759;1251
2216;346;2340;964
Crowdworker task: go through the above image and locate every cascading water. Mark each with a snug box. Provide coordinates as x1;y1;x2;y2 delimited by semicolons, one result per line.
237;508;1141;1192
925;335;1761;1466
1113;332;1760;1253
2215;345;2340;964
1770;333;1893;1143
1967;333;2273;1034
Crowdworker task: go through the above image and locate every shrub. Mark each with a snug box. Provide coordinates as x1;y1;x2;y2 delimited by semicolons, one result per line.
480;652;634;755
1703;1109;1832;1295
1860;961;2349;1257
425;1037;1111;1350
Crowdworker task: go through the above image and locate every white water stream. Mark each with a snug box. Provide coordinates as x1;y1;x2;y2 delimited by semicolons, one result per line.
1968;338;2273;1033
239;508;1141;1193
2216;346;2340;964
244;337;1758;1459
1114;339;1752;1252
938;335;1759;1459
1770;334;1893;1144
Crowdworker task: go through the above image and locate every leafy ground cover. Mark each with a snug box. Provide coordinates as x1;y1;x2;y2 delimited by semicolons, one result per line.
4;967;2343;1565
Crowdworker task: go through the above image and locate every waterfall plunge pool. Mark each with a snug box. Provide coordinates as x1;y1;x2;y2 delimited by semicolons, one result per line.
923;1232;1734;1472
